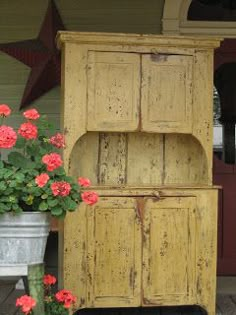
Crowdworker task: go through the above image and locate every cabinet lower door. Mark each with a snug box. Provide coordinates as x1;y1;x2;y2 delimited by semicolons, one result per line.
142;197;196;306
86;197;142;307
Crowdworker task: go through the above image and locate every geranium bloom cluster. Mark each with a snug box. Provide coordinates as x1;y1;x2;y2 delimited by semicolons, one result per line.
0;104;98;217
0;104;11;116
51;181;71;197
55;289;77;309
16;295;36;315
43;274;57;286
49;132;65;148
18;122;38;139
42;153;63;171
17;274;76;314
0;125;17;149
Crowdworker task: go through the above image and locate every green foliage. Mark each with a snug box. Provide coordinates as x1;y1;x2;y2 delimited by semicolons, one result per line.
45;300;69;315
0;109;83;218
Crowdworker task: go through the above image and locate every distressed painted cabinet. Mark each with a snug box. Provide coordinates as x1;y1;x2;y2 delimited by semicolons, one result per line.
57;32;221;315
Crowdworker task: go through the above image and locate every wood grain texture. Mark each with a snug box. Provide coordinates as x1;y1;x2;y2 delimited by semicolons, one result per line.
141;54;193;133
98;133;127;185
86;197;142;307
58;33;219;313
87;52;140;131
164;135;208;185
142;197;196;306
69;132;99;185
127;133;163;185
192;50;214;185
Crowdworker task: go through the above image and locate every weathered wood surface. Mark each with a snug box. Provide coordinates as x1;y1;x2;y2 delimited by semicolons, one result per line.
58;33;220;314
70;133;208;186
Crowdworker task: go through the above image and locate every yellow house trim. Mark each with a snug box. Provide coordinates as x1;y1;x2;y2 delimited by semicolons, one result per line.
162;0;236;37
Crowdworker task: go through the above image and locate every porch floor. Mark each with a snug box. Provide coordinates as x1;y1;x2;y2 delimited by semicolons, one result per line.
0;281;234;315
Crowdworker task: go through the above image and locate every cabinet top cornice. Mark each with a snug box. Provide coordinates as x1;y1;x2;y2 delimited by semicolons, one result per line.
56;31;221;50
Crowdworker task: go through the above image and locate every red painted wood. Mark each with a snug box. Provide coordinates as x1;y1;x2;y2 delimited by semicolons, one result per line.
213;156;236;275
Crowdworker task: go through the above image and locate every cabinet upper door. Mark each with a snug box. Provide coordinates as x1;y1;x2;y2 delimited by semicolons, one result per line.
142;196;196;306
86;197;142;307
87;51;140;131
141;54;193;133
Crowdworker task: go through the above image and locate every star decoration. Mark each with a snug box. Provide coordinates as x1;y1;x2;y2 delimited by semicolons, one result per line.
0;0;65;109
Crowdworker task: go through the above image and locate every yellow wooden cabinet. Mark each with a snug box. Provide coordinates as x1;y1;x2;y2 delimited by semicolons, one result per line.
57;32;221;315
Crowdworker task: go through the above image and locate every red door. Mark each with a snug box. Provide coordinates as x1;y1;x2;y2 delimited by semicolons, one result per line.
214;156;236;275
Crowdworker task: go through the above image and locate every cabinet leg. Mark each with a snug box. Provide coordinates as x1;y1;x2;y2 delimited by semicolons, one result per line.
199;303;216;315
28;264;45;315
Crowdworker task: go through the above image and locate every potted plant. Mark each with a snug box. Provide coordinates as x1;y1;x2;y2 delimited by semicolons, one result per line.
16;274;76;315
0;104;98;267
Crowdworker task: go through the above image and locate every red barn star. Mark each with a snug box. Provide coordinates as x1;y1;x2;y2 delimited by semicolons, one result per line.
0;0;65;109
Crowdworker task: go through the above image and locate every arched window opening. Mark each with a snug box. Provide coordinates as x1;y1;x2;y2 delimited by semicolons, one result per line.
188;0;236;21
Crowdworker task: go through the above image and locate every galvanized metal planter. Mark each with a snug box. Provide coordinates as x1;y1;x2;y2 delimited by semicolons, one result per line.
0;212;50;266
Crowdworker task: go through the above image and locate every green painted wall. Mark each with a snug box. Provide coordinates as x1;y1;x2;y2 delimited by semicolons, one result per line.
0;0;164;130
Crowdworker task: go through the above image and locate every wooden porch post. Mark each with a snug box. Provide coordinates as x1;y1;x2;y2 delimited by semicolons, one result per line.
28;264;45;315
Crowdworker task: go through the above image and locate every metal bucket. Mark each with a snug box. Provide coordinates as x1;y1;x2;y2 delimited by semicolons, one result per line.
0;212;50;266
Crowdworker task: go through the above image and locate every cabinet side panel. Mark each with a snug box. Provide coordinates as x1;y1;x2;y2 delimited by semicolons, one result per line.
164;134;208;185
69;133;99;184
64;204;87;309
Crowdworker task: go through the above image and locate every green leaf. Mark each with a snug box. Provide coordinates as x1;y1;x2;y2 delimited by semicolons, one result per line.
25;195;34;205
0;182;7;191
41;194;48;200
47;199;59;207
39;201;48;211
51;207;63;216
26;143;39;156
9;181;17;188
14;137;26;149
3;169;14;179
8;152;34;169
15;173;25;183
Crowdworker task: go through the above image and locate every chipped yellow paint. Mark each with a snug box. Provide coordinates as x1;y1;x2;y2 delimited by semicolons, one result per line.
141;54;193;133
57;32;221;315
142;197;196;306
86;197;142;307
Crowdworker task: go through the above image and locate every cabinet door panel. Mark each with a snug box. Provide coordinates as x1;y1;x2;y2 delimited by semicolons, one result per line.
141;54;193;133
87;197;142;307
87;51;140;131
143;197;196;306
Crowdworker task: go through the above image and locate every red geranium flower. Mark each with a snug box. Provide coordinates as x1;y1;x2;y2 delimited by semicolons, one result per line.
0;104;11;116
78;177;91;187
49;133;65;149
0;125;17;149
55;289;76;309
43;274;57;286
16;295;36;315
51;181;71;197
18;122;38;139
23;109;40;120
42;153;63;171
81;191;98;205
35;173;50;188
